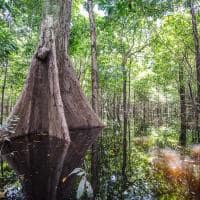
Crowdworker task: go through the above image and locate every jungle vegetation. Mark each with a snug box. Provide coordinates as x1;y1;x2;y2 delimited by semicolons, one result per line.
0;0;200;199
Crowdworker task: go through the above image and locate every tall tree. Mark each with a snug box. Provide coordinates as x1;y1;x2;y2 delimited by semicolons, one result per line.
0;0;103;198
87;0;100;196
122;55;128;189
179;62;187;146
189;0;200;142
1;0;102;138
0;61;8;126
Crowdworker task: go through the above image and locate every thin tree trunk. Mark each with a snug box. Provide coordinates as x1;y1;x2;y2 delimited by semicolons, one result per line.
0;61;7;177
88;1;98;113
157;88;161;127
87;0;100;196
122;58;127;190
128;65;131;172
143;101;146;132
188;81;197;141
179;64;187;146
189;0;200;142
0;61;8;125
113;92;116;120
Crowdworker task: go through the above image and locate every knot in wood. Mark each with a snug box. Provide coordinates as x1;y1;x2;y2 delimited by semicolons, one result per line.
37;46;50;60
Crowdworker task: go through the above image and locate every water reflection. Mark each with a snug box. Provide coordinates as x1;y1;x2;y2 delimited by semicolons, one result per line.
57;128;102;200
97;126;200;200
1;128;102;200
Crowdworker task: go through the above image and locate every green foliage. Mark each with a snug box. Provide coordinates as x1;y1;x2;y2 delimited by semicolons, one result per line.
0;162;17;190
0;0;200;199
0;22;17;59
151;126;179;148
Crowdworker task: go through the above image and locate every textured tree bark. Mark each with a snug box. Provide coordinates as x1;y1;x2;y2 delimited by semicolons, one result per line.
88;1;98;114
87;0;100;197
6;16;70;141
1;0;103;140
189;0;200;142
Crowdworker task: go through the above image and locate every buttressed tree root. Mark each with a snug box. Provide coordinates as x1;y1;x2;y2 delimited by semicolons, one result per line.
0;0;103;141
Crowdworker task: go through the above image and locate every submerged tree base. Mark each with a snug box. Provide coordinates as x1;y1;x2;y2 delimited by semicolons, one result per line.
1;128;102;200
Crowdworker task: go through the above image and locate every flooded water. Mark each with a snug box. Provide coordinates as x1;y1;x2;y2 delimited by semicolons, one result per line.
95;125;200;200
1;128;102;200
0;125;200;199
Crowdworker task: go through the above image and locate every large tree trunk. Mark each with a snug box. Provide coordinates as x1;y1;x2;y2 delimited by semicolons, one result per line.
189;0;200;142
0;0;103;199
87;0;100;197
1;0;102;139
